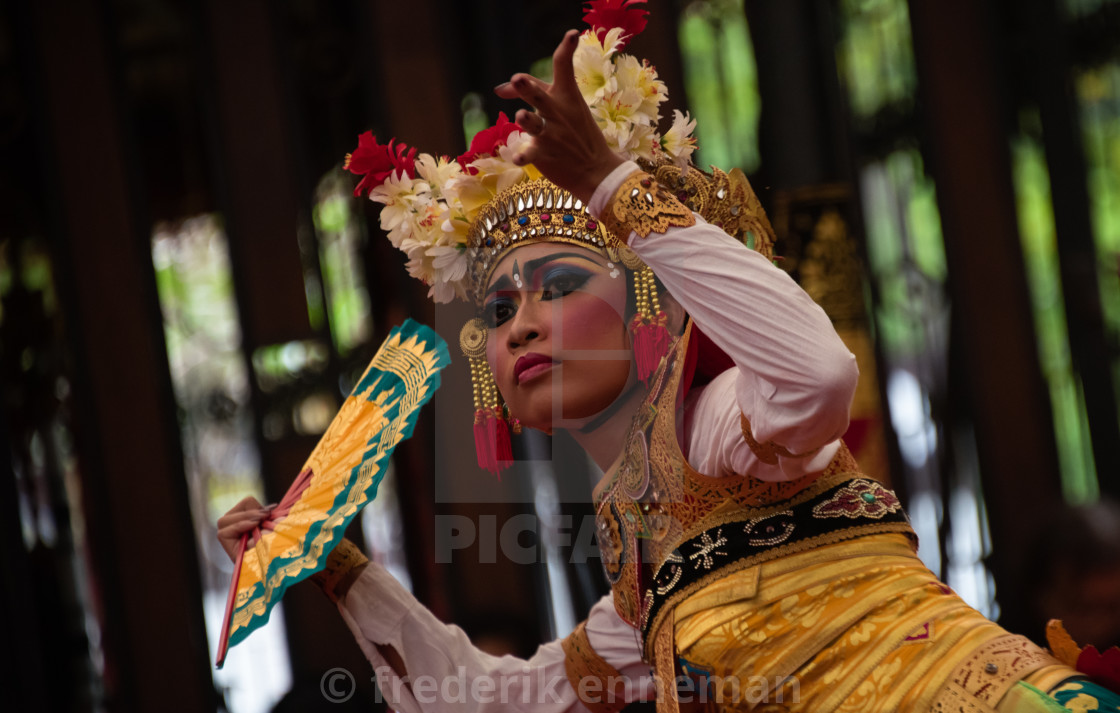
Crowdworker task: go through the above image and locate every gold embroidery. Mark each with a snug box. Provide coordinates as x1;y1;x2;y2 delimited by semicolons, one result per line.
672;554;1036;712
930;682;997;713
561;621;628;713
934;634;1059;706
740;414;819;464
594;322;908;641
602;170;696;241
640;160;777;261
652;616;680;713
309;538;369;603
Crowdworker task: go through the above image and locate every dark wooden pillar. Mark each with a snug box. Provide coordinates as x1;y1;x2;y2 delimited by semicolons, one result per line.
369;0;464;158
25;0;216;710
199;0;376;695
747;0;851;188
201;0;314;347
1023;0;1120;496
907;0;1063;630
357;0;464;622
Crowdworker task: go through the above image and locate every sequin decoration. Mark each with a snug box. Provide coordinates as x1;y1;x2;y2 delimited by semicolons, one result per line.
812;480;902;520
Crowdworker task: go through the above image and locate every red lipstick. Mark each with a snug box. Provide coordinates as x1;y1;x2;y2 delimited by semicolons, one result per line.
514;353;557;385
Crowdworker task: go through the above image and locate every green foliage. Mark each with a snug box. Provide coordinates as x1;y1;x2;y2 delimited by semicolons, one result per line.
312;170;373;356
835;0;917;119
1012;130;1100;503
679;0;760;172
150;215;261;527
462;92;490;150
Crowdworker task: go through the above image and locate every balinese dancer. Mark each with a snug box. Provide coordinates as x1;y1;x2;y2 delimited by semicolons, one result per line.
218;3;1119;711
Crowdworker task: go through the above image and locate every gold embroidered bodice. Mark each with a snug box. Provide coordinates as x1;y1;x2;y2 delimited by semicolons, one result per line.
592;323;881;635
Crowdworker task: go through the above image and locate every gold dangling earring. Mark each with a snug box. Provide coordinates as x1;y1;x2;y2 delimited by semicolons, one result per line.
461;318;512;477
628;266;670;383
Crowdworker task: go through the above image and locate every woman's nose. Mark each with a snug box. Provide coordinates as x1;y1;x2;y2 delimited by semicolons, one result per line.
506;297;549;349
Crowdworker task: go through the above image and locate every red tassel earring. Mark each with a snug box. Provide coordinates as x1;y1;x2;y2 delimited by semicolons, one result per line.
461;318;513;477
629;265;671;382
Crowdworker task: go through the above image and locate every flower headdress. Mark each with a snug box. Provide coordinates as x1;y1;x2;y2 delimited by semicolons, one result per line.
344;0;697;304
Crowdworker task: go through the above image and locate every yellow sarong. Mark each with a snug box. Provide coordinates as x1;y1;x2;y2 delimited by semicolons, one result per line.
674;533;1078;712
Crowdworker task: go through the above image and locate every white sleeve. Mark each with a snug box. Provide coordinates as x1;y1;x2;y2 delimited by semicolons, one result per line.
590;162;859;481
337;563;654;713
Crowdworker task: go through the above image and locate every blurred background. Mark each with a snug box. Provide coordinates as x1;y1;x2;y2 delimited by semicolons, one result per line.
2;0;1119;711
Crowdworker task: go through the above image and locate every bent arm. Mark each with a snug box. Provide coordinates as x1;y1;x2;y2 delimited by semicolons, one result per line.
338;562;653;713
590;162;859;480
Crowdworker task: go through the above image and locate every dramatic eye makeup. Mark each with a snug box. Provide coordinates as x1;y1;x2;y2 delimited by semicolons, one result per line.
483;254;603;328
539;265;592;299
483;295;517;328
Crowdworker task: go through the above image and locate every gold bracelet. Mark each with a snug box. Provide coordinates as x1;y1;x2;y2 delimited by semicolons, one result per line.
561;621;628;713
600;170;696;241
310;538;369;603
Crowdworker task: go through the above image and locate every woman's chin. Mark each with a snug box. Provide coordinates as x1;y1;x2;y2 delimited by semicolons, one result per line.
510;371;636;433
513;407;603;434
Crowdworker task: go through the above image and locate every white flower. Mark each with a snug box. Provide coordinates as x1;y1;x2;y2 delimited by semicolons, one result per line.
598;27;627;54
661;109;698;166
368;170;423;206
427;278;464;304
370;172;434;249
443;171;494;215
398;234;429;256
419;243;468;304
591;98;657;160
429;244;468;284
404;245;436;284
414;154;463;199
628;122;659;161
613;55;666;123
574;30;621;104
438;204;471;248
467;131;536;198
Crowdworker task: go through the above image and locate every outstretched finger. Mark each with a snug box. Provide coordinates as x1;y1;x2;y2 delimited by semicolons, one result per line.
515;108;547;136
508;73;561;116
511;141;540;168
499;72;551;100
494;81;519;100
551;30;581;94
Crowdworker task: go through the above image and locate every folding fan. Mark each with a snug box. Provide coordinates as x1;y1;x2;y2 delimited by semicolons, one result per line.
216;319;449;666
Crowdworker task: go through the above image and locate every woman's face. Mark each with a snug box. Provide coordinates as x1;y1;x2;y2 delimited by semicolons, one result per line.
483;243;634;431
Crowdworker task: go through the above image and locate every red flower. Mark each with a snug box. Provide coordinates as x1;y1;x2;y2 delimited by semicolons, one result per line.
344;132;417;197
457;112;520;170
1077;644;1120;693
582;0;649;49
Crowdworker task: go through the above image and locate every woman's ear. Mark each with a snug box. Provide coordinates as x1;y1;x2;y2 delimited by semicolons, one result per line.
661;288;687;336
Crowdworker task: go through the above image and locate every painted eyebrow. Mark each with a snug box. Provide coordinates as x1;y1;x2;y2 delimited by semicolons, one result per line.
486;275;514;297
484;252;602;298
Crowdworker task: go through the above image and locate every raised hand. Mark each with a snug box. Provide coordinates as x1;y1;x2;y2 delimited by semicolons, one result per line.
495;29;625;203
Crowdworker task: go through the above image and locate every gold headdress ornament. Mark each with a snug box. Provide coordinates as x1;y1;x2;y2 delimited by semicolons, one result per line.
345;0;775;475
